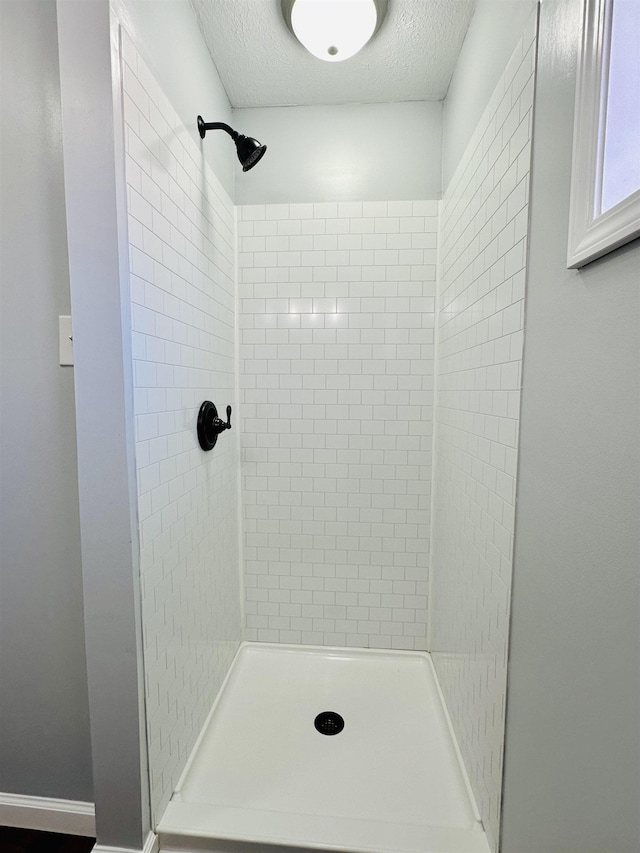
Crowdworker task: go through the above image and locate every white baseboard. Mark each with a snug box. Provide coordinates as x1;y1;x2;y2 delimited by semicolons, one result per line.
0;791;95;835
93;830;158;853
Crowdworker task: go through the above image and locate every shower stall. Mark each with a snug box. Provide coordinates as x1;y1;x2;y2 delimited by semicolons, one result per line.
57;1;541;851
116;9;538;848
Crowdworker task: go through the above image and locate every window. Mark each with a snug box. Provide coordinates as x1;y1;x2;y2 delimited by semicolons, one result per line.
567;0;640;268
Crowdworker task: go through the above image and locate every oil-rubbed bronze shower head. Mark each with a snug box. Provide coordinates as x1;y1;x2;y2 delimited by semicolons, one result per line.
197;116;267;172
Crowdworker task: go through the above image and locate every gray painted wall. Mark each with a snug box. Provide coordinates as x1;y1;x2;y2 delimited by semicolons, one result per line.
0;0;93;802
233;101;443;204
501;0;640;850
442;0;536;189
57;1;149;845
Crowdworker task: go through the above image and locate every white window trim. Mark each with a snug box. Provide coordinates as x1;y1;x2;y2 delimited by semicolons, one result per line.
567;0;640;269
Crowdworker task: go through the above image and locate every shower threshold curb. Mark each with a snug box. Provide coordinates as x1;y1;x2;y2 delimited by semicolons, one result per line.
158;805;489;853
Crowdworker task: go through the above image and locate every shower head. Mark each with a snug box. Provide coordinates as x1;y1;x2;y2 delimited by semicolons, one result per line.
234;133;267;172
197;117;267;172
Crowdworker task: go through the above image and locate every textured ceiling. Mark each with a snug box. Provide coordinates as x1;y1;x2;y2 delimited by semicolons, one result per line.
190;0;477;108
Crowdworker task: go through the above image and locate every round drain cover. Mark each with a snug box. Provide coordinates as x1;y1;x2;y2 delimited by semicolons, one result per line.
314;711;344;736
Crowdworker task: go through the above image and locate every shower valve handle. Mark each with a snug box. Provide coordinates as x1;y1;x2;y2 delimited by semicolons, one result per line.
212;405;232;434
197;401;232;451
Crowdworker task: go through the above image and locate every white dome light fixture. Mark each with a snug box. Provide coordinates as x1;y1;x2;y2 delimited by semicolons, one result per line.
282;0;387;63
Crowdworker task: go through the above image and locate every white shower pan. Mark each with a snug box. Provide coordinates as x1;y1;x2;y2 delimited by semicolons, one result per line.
157;643;490;853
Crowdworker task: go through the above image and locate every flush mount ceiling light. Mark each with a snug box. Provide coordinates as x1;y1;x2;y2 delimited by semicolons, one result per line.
282;0;387;63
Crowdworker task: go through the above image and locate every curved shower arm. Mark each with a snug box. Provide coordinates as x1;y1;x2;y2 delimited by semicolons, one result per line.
196;115;266;172
197;117;238;140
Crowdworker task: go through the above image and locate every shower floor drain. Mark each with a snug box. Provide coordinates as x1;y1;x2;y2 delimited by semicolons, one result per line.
314;711;344;735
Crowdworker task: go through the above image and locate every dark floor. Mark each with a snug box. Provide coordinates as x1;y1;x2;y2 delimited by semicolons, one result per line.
0;827;94;853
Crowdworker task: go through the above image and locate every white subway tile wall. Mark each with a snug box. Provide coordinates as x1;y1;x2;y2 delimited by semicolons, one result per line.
238;201;438;650
121;33;242;822
430;18;537;853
